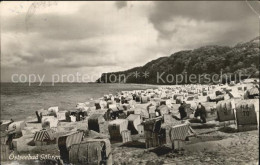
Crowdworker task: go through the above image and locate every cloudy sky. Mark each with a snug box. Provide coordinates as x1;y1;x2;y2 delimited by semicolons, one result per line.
1;1;259;82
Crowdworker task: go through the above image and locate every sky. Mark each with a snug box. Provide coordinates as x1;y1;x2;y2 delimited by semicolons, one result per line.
1;1;259;82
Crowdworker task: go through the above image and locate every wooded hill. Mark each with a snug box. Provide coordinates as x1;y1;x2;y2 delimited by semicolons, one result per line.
97;37;259;84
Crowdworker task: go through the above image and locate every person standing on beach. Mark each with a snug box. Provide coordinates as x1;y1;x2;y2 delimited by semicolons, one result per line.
194;102;207;123
178;103;187;120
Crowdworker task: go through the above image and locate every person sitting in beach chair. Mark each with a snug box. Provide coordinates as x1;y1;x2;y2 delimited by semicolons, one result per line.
194;102;207;123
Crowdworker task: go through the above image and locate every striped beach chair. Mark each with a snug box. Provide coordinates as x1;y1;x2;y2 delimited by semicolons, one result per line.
33;129;56;142
169;124;195;151
58;131;84;163
64;131;84;148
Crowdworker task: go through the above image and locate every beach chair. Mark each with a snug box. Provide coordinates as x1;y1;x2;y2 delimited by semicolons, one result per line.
33;129;56;146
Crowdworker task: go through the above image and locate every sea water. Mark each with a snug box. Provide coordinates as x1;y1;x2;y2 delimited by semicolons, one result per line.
1;83;157;120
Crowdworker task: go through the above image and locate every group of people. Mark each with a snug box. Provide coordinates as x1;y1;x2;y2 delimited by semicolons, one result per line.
178;102;207;123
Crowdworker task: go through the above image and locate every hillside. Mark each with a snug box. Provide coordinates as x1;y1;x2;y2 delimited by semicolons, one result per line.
97;37;259;84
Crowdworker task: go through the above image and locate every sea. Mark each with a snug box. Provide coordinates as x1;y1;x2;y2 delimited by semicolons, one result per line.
1;83;158;121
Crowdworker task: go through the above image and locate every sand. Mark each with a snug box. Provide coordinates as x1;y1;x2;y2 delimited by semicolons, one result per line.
111;129;259;165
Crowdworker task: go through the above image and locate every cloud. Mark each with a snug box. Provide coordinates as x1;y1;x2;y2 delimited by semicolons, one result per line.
2;13;106;41
1;1;259;82
115;1;127;10
148;1;259;42
1;1;158;82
